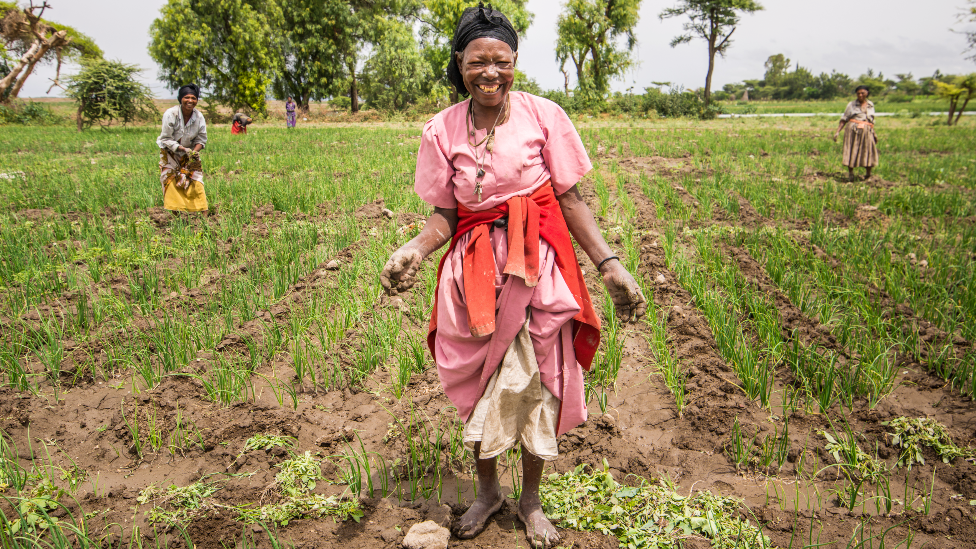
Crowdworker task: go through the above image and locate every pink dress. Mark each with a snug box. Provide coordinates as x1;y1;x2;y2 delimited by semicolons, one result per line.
415;92;593;437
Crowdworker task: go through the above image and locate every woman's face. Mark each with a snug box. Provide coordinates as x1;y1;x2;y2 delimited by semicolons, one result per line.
181;94;198;111
458;37;517;109
856;88;869;102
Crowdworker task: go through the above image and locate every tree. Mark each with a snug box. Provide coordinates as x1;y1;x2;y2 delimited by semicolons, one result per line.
853;69;891;98
893;73;920;97
270;0;351;113
934;74;976;126
555;0;642;98
415;0;533;102
659;0;763;105
362;21;430;111
272;0;397;114
762;53;789;85
148;0;283;114
1;1;102;100
65;59;157;131
960;0;975;62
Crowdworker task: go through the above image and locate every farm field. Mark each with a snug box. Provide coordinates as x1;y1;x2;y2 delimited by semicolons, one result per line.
718;98;976;115
0;114;975;549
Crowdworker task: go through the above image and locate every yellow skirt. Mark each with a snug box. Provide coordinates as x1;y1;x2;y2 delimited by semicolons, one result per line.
159;148;209;213
164;179;209;212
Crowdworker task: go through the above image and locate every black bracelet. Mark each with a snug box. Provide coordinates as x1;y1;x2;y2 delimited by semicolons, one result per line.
597;255;620;272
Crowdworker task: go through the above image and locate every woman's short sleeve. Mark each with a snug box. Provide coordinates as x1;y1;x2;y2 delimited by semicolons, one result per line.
414;119;457;209
539;103;592;195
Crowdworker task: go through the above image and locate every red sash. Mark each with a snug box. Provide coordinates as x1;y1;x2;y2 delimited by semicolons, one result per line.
427;182;601;370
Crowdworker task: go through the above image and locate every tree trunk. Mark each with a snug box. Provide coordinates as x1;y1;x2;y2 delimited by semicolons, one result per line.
450;84;458;104
562;68;570;95
0;41;41;97
76;102;84;132
10;53;45;99
704;41;716;106
954;93;971;125
350;77;359;113
947;98;957;126
5;30;68;99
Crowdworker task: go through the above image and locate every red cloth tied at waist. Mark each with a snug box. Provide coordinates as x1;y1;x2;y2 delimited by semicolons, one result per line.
427;182;601;371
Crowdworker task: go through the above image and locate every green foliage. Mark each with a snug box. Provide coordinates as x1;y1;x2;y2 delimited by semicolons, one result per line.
271;0;390;110
540;461;769;548
556;0;641;98
65;60;158;131
512;69;541;94
884;417;976;469
237;451;363;526
852;68;891;98
138;480;222;527
274;451;322;498
362;22;431;111
0;101;55;125
659;0;763;103
933;73;976;125
821;431;887;484
148;0;284;114
9;479;63;535
242;434;297;453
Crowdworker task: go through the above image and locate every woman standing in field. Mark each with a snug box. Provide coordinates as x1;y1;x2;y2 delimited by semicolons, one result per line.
380;5;646;547
156;83;208;213
835;85;878;180
285;97;297;129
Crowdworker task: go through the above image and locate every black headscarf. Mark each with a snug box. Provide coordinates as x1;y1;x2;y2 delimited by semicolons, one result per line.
446;3;518;97
178;84;201;102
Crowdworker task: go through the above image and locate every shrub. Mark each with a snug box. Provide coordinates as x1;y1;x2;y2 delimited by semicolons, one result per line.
66;59;158;131
0;101;56;125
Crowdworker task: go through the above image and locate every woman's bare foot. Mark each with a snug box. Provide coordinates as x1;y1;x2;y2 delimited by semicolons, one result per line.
456;487;504;539
517;498;560;548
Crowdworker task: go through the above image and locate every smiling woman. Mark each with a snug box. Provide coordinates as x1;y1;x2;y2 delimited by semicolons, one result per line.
379;4;646;548
156;83;208;213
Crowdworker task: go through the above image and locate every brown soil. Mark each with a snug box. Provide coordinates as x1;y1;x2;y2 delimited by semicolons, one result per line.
2;146;975;549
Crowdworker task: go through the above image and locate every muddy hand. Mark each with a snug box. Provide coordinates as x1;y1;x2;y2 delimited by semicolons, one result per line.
602;262;646;323
380;246;423;295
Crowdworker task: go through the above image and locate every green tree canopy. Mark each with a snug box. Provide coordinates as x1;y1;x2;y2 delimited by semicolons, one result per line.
362;21;430;111
66;59;157;131
934;74;976;125
148;0;283;114
272;0;398;113
659;0;763;105
415;0;533;101
555;0;642;99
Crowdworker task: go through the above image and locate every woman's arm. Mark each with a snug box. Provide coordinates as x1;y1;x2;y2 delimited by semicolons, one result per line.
156;110;180;152
380;207;458;293
191;117;207;151
557;185;647;322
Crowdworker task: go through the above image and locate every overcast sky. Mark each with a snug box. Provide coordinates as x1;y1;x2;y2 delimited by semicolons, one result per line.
17;0;976;99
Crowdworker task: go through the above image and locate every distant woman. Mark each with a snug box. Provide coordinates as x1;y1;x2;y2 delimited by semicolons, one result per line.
231;111;252;135
156;83;208;213
285;97;297;128
380;4;645;547
835;85;878;180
